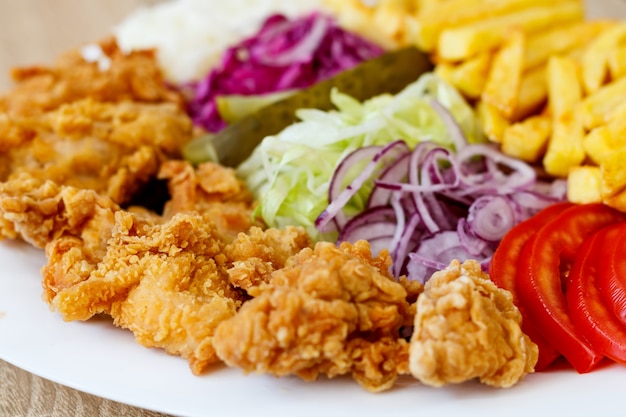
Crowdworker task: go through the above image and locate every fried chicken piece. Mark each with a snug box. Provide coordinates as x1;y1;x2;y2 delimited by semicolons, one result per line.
0;97;193;207
223;225;312;294
1;37;182;118
213;240;416;392
158;160;261;241
409;259;538;388
0;173;119;250
34;160;259;374
50;210;246;374
0;37;193;212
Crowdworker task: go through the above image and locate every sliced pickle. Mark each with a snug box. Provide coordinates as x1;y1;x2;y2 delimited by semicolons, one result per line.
216;90;297;124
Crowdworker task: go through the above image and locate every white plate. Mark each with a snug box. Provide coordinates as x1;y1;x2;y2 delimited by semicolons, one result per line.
1;239;625;417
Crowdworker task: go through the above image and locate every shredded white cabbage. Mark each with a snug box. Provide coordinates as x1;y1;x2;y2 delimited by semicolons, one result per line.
237;73;483;240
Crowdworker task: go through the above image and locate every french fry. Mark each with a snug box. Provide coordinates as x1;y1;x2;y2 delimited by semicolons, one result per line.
325;0;399;50
501;115;552;162
546;55;582;119
578;76;626;130
414;0;576;52
415;0;446;13
601;148;626;211
581;21;626;95
524;21;614;70
582;105;626;164
437;2;584;61
543;112;585;177
608;44;626;80
543;56;584;177
435;52;492;99
512;65;547;121
476;100;510;143
567;165;602;204
584;126;622;165
482;30;525;119
372;0;414;44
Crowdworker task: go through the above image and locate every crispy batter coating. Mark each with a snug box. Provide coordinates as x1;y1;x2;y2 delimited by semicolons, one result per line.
409;259;538;388
0;37;194;211
0;98;193;206
223;225;312;294
33;161;259;374
51;210;244;374
213;240;416;392
1;38;182;118
0;173;119;250
158;160;261;241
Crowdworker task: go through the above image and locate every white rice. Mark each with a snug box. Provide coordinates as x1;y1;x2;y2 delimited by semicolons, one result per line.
114;0;328;83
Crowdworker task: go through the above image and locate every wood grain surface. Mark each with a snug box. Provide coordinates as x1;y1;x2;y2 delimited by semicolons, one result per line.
1;0;626;416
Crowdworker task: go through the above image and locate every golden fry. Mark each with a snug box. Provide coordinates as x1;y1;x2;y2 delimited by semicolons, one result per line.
437;2;583;61
578;76;626;130
512;65;548;121
601;148;626;211
435;53;492;99
482;31;525;119
582;105;626;164
546;55;582;119
608;45;626;80
581;21;626;94
372;0;415;44
415;0;576;52
567;165;602;204
524;21;613;70
476;100;510;143
543;113;585;177
501;115;552;162
543;56;584;177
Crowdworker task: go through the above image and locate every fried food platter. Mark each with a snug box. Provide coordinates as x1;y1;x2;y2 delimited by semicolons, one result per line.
3;0;626;416
1;241;625;416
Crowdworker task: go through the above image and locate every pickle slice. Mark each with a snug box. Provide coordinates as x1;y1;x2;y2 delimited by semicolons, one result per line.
190;46;433;167
216;90;297;124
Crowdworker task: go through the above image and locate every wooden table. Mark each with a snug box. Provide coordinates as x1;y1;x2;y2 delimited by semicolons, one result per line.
1;0;626;416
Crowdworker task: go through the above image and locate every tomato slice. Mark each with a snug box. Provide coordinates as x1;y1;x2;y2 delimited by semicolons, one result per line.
490;202;572;371
516;203;626;373
566;223;626;365
598;225;626;326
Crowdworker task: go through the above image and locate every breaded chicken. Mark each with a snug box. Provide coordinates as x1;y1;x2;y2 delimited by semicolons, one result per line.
213;240;417;392
223;225;312;294
1;37;182;118
35;161;260;373
0;37;194;214
158;160;261;241
0;172;120;250
0;97;193;207
409;259;538;388
51;210;245;374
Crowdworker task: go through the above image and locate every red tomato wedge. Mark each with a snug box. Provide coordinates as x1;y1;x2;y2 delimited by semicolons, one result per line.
566;223;626;365
490;202;572;370
598;225;626;326
516;203;626;373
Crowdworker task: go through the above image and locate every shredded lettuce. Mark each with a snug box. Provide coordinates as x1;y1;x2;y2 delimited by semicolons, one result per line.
237;73;483;240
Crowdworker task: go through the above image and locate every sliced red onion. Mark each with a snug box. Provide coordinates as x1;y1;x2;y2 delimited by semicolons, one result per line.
406;231;473;283
456;143;537;192
466;195;516;242
391;213;423;278
430;98;467;151
316;106;566;283
367;153;410;208
316;140;409;232
337;206;397;242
